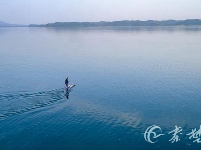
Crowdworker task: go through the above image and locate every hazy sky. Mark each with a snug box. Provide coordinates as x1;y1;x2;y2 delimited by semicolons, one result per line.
0;0;201;24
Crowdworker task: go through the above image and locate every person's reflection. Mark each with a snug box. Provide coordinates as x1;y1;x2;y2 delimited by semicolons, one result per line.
65;91;69;99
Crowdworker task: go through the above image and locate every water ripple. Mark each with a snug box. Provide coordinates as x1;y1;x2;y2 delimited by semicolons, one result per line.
0;88;65;120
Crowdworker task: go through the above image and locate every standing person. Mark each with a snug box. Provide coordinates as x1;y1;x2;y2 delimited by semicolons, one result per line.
65;77;69;92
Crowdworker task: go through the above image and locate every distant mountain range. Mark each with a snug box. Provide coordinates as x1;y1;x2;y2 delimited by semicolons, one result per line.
1;19;201;28
0;21;26;27
29;19;201;27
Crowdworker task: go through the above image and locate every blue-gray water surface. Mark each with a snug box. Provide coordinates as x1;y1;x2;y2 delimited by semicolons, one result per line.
0;26;201;150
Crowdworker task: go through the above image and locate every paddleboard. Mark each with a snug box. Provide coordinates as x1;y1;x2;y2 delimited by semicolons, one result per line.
65;83;75;93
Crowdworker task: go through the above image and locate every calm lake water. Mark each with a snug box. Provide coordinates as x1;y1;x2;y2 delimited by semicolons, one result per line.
0;26;201;150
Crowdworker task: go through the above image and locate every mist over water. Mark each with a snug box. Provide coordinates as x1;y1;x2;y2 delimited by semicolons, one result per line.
0;27;201;150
